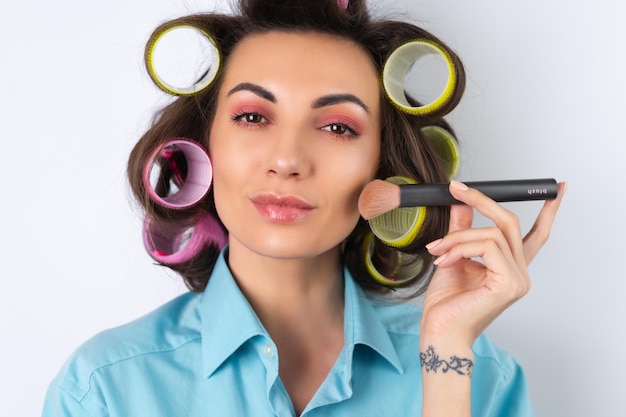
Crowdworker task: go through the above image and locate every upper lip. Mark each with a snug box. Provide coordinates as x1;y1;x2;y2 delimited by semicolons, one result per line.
250;193;316;209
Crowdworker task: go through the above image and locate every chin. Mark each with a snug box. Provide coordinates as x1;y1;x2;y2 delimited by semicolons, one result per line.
244;235;343;261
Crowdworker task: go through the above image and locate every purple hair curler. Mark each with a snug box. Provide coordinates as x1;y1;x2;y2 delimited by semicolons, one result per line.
143;138;212;210
143;211;227;265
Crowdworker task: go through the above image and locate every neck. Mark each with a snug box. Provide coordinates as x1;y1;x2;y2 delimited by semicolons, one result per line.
225;240;345;335
225;241;347;414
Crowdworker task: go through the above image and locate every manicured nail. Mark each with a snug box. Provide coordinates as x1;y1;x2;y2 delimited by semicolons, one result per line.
425;238;442;250
450;180;469;191
433;253;447;266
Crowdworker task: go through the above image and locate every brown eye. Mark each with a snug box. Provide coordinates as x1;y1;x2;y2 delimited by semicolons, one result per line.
244;113;263;123
232;112;268;125
329;124;347;135
321;122;359;139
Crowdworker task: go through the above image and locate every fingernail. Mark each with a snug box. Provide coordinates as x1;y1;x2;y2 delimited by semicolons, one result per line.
433;253;447;266
425;238;442;250
450;180;469;191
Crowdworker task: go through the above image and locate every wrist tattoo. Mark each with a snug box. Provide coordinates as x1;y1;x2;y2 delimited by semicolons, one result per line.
420;345;473;377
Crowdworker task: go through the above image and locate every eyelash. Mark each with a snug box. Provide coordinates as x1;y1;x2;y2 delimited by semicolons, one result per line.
231;111;268;127
230;112;360;140
321;122;360;139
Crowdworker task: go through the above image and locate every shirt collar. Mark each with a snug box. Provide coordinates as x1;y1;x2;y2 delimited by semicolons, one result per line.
343;269;405;374
199;248;405;377
200;249;267;377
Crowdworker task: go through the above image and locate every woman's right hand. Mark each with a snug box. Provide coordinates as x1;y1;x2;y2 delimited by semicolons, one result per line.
418;180;566;417
421;180;566;347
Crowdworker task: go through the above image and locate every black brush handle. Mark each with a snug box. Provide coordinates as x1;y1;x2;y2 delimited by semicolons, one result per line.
399;178;558;206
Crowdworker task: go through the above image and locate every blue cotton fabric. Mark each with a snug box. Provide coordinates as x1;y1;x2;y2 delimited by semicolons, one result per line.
43;250;534;416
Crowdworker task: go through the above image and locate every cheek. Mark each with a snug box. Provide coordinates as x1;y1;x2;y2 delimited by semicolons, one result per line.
209;122;245;186
208;135;262;236
328;147;379;213
210;166;245;241
208;128;236;222
343;143;380;184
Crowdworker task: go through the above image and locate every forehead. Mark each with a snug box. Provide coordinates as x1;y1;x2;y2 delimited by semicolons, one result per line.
221;31;380;100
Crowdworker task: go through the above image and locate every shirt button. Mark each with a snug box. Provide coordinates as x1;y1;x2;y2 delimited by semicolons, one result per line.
263;344;274;357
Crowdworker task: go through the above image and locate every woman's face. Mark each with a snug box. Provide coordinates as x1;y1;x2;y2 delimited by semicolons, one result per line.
209;31;381;260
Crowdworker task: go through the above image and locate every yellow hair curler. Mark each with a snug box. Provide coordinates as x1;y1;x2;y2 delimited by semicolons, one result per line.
145;23;221;96
382;39;457;116
364;233;424;286
421;125;460;179
367;176;427;248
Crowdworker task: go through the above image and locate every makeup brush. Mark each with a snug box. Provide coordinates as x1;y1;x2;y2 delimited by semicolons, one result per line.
358;178;558;220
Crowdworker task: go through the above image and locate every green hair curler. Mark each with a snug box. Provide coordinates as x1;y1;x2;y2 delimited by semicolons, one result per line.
383;39;457;116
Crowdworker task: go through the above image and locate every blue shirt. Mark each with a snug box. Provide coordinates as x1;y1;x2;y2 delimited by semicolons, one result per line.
42;251;534;416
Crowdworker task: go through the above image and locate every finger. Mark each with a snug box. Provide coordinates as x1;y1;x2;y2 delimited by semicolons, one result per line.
448;201;473;233
427;226;510;258
523;181;567;264
433;238;527;294
448;180;525;265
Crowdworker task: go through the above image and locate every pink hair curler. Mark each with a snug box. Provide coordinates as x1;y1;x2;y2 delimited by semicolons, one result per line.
143;138;212;209
142;211;227;265
338;0;349;9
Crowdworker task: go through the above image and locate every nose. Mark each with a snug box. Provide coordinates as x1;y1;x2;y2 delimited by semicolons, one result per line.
266;129;313;179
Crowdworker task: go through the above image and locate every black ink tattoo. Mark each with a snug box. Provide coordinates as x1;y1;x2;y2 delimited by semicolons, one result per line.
420;345;473;377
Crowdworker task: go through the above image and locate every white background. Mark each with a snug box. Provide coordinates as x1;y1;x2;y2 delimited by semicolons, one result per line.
1;0;624;416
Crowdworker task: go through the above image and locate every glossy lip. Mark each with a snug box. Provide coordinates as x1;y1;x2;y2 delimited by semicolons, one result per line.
250;193;316;223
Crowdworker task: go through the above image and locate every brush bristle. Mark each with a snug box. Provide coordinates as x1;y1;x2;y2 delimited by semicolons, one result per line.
358;180;401;220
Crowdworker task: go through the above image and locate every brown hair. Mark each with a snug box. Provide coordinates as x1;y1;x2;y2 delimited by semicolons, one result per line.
127;0;465;295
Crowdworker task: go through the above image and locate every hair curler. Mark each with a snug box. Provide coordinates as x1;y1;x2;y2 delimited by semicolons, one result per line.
364;233;424;286
145;23;221;96
143;138;212;210
421;125;460;179
143;211;227;265
369;176;428;248
368;176;427;248
383;39;458;116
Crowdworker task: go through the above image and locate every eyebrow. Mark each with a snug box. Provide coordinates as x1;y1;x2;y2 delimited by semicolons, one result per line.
312;94;370;115
227;83;276;102
227;82;370;114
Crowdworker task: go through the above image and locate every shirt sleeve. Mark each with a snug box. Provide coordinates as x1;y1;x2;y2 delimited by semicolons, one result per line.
42;383;97;417
471;335;536;417
485;360;535;417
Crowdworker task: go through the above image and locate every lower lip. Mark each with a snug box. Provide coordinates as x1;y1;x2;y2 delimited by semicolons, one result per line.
253;203;314;223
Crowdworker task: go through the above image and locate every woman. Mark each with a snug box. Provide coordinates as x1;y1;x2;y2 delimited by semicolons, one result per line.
42;1;565;416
